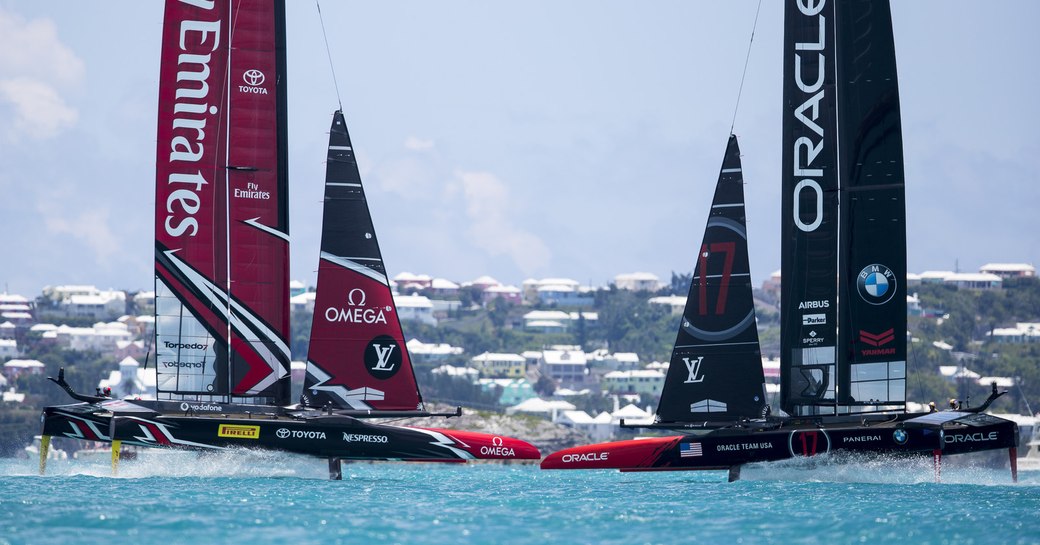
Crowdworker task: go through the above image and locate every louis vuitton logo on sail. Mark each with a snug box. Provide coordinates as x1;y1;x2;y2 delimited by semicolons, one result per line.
683;357;706;384
162;2;224;238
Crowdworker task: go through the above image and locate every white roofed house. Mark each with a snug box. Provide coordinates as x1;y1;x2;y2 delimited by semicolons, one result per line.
290;290;316;314
614;272;661;292
392;294;437;326
406;338;464;365
601;369;665;398
98;356;156;399
471;352;526;378
988;323;1040;344
979;263;1036;279
427;278;460;298
2;359;45;379
0;338;17;360
648;295;686;315
944;272;1002;290
523;310;571;334
482;284;522;306
54;322;133;352
0;293;34;326
540;349;588;387
50;287;128;321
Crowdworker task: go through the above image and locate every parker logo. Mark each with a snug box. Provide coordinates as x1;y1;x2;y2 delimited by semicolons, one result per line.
857;264;897;305
364;335;402;379
802;313;826;326
218;424;260;440
859;329;895;347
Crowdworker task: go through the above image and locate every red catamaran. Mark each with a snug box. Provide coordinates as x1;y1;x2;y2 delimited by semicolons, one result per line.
39;0;538;478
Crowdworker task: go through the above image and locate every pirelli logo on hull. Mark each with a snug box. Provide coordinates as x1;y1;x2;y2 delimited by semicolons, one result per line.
218;424;260;439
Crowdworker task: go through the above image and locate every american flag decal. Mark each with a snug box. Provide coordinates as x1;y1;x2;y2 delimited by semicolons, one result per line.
680;442;702;458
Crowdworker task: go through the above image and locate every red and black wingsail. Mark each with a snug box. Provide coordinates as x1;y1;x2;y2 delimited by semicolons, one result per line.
154;0;290;404
302;111;424;411
656;135;765;423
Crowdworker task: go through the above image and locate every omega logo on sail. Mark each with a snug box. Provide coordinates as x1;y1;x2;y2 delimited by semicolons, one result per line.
164;11;223;238
791;0;828;234
324;288;391;325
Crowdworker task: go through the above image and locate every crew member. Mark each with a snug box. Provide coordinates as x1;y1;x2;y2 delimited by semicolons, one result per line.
928;401;937;413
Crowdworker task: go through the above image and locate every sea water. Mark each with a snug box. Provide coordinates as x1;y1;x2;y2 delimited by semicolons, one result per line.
1;450;1037;545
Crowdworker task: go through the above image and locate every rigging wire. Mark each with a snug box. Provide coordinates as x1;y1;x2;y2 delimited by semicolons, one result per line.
316;0;343;111
730;0;764;135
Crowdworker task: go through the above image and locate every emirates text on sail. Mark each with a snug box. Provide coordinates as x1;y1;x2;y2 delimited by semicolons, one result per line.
164;5;222;238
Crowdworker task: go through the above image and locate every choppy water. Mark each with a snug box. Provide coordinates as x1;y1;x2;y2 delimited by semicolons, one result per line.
2;450;1037;545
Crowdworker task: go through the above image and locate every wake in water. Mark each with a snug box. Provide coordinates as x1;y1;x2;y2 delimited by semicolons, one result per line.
738;450;1020;486
23;448;330;480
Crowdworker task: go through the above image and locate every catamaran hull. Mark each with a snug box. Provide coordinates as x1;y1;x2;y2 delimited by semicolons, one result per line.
42;401;539;462
540;414;1018;471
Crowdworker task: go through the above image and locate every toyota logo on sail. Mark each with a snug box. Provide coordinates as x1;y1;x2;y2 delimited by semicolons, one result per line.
243;69;265;86
239;69;269;95
276;428;290;439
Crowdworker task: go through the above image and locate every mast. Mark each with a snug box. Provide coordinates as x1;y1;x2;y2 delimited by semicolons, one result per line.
780;0;840;416
302;111;424;411
656;135;765;423
154;0;290;404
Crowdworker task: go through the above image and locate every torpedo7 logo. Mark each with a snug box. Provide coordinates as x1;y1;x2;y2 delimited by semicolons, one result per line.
364;335;402;379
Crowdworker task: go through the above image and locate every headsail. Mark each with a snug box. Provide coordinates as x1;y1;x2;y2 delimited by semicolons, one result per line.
780;0;906;416
154;0;291;404
656;135;765;423
302;111;424;411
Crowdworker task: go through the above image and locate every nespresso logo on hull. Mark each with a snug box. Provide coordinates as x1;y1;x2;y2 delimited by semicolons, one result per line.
163;4;223;239
790;0;829;234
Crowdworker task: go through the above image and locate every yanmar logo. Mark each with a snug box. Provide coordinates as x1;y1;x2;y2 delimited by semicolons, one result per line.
561;452;608;463
217;424;259;440
859;329;897;356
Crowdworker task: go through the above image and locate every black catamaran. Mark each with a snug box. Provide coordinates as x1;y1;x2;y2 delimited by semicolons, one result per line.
541;0;1019;481
38;0;538;477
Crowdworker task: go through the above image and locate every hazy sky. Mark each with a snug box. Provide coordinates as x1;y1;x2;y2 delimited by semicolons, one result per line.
1;1;1037;297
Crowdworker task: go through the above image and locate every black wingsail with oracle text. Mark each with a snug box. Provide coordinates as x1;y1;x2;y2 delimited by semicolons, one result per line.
780;0;840;416
656;135;765;423
302;111;424;411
